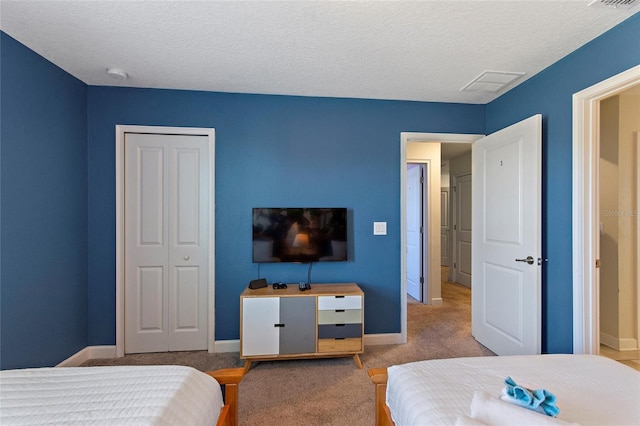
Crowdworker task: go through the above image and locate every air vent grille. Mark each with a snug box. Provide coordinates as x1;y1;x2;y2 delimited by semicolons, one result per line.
460;71;525;93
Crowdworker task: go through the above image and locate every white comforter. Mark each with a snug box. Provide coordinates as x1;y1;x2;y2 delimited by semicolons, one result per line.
386;354;640;426
0;365;224;425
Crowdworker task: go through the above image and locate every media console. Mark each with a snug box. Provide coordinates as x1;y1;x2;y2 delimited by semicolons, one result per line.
240;283;364;371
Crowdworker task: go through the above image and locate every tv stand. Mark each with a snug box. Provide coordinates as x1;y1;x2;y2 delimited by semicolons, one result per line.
240;283;364;371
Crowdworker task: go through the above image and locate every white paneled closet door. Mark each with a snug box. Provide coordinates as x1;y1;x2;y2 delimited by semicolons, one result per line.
124;133;209;353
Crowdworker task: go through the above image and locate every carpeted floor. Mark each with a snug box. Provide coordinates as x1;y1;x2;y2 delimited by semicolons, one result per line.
82;269;494;425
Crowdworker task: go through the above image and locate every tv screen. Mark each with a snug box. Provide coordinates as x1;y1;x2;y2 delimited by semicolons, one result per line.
252;208;348;263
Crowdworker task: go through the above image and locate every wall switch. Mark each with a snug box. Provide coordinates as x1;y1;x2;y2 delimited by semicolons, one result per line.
373;221;387;235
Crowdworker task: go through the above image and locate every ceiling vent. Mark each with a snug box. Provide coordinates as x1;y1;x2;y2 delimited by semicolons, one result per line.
589;0;638;9
460;71;525;93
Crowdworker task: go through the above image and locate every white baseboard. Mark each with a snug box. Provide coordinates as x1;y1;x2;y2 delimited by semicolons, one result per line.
214;339;240;353
431;298;443;306
619;338;639;351
58;334;404;365
364;333;403;346
57;345;117;367
600;333;639;351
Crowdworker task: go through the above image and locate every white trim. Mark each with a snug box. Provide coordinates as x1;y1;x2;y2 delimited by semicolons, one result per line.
364;333;403;346
56;346;117;367
57;333;400;367
636;131;640;350
214;339;240;353
600;333;639;351
400;132;483;344
115;125;216;357
572;65;640;355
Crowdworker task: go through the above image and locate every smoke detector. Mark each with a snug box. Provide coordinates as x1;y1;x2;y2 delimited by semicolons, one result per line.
589;0;638;9
107;68;128;81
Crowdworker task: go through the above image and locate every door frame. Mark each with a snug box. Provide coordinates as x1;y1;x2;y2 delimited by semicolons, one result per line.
115;125;216;357
400;132;483;343
572;64;640;354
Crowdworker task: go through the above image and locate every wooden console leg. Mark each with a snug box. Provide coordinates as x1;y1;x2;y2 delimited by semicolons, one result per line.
243;359;252;373
353;354;363;369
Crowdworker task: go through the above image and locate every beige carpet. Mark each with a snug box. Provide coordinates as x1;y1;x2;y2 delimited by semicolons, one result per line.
83;271;494;425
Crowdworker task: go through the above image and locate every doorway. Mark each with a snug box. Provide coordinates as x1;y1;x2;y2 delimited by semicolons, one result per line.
400;133;482;343
572;65;640;355
115;125;216;357
598;87;639;356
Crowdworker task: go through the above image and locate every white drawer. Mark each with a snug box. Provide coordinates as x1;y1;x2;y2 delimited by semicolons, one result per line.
318;295;362;310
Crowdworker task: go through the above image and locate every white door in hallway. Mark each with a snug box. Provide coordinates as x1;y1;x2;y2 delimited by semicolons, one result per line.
441;188;450;267
407;164;424;302
472;114;542;355
455;174;472;287
125;133;210;353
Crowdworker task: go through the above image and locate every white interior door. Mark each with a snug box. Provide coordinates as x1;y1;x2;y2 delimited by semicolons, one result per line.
125;133;209;353
472;114;542;355
407;164;424;302
441;188;450;267
455;174;472;287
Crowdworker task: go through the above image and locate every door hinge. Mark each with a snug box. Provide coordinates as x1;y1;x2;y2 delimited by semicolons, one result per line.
420;176;424;183
420;226;424;234
420;277;424;284
595;259;601;269
454;262;457;268
454;224;457;230
453;186;457;192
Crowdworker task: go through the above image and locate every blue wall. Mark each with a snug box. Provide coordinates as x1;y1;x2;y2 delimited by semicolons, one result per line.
486;13;640;353
86;89;484;343
1;12;638;367
0;33;88;369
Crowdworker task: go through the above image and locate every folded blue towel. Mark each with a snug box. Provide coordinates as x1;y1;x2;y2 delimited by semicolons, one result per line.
502;376;560;417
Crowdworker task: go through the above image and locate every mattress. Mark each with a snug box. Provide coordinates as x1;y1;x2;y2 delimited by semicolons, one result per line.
0;365;224;425
386;354;640;426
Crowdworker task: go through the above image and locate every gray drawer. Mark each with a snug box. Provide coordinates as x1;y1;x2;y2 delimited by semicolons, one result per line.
318;309;361;325
318;323;362;339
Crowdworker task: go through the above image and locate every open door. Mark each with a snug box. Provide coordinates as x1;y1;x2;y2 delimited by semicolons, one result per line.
472;114;542;355
406;164;424;302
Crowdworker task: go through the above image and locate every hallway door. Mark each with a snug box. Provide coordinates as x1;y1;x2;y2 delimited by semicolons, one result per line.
407;164;425;302
454;173;472;287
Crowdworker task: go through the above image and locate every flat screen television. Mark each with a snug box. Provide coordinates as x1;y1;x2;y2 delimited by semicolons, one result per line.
252;208;348;263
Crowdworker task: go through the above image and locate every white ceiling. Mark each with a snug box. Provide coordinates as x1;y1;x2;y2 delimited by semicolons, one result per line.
1;0;638;104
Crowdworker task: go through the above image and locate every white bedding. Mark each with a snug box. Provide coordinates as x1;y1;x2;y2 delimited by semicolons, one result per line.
386;354;640;426
0;365;224;425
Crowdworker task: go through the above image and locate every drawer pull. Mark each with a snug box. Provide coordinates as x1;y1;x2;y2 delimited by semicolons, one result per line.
335;309;345;313
274;323;285;328
335;337;345;340
336;324;345;327
335;295;345;299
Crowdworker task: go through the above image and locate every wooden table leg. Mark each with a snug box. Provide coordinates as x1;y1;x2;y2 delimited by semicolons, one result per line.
243;359;252;373
353;353;363;369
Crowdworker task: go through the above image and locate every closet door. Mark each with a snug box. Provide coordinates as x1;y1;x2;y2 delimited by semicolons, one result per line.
124;133;209;353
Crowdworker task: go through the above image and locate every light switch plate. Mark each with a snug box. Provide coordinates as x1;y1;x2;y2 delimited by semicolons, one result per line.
373;221;387;235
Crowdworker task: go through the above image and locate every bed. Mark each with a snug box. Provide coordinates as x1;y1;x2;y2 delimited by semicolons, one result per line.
0;365;244;426
369;354;640;426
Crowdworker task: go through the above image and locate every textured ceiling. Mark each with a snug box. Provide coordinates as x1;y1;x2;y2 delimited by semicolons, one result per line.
1;0;638;104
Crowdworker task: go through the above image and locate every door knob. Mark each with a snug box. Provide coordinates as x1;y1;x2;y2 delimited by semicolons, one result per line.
184;256;190;261
515;256;535;265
